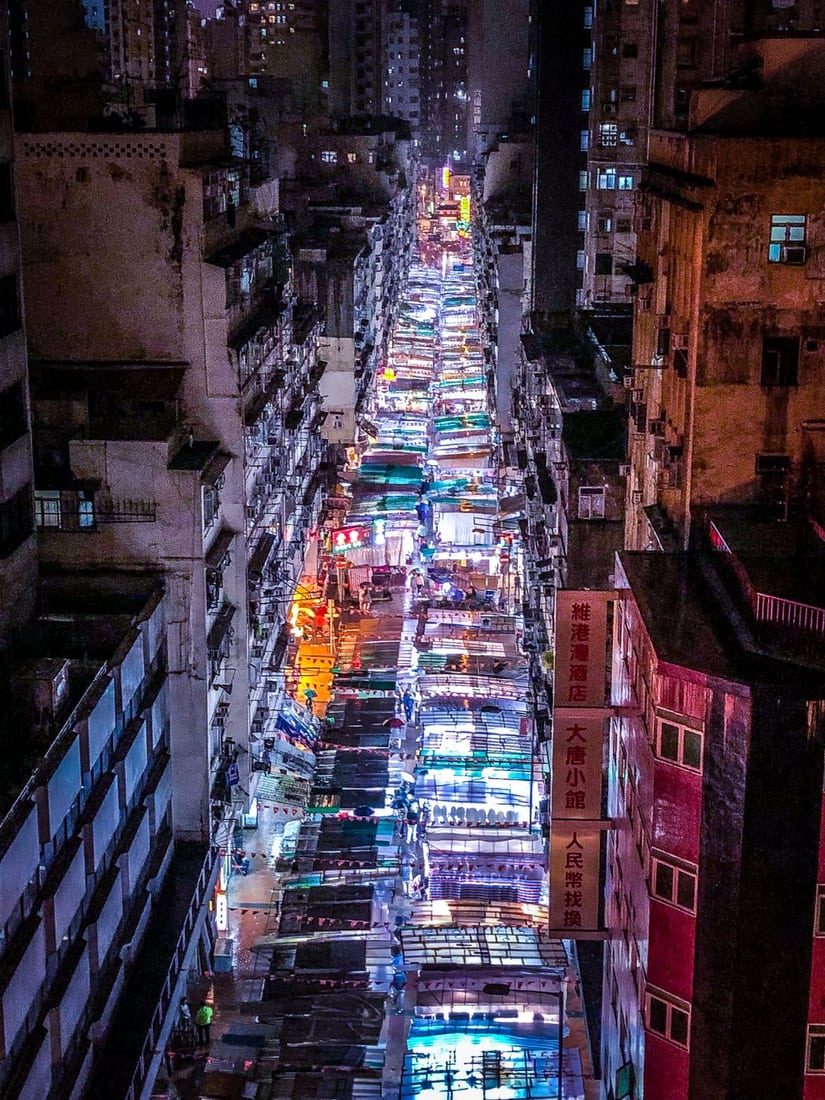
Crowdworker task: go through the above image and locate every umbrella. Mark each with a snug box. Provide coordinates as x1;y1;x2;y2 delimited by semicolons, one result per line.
400;771;416;784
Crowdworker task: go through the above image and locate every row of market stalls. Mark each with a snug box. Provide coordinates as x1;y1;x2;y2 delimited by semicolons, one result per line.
248;216;585;1098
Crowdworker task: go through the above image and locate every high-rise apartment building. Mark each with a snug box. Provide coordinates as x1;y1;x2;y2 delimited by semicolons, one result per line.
465;0;529;161
381;4;421;129
0;6;36;643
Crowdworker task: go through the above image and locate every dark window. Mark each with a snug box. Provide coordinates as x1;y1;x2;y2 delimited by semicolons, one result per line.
682;729;702;769
659;721;679;761
0;163;14;222
616;217;632;234
596;253;613;276
0;380;26;448
622;42;638;59
761;336;799;386
648;997;668;1036
0;482;33;557
676;37;699;68
810;1027;825;1071
670;1007;689;1046
0;274;20;337
654;863;674;900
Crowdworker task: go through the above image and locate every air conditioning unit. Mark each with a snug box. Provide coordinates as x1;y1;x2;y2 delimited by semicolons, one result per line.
638;297;652;313
648;419;666;437
631;489;643;504
780;243;807;265
631;388;644;403
623;374;635;389
672;334;689;351
619;463;632;477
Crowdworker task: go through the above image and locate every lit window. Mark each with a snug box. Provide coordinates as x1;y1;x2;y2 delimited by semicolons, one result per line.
581;89;591;111
576;249;585;270
577;210;588;231
583;48;592;69
347;151;357;163
578;485;606;517
578;170;588;191
584;7;593;27
768;214;807;263
597;167;617;190
808;1026;825;1073
652;856;697;912
580;130;589;151
320;150;338;164
647;989;691;1049
618;175;634;190
599;122;618;147
656;715;703;771
597;214;612;233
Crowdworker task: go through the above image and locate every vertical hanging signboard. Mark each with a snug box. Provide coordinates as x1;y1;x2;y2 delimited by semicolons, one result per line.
549;589;610;937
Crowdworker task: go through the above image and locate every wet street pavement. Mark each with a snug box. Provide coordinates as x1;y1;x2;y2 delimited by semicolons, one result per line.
159;214;596;1100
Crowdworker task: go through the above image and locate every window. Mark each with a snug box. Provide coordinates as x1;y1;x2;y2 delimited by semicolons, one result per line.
583;5;593;27
581;89;591;111
656;715;703;771
320;150;337;164
597;214;612;233
577;210;588;231
0;380;26;449
0;483;33;557
647;989;691;1049
598;167;617;190
599;122;618;147
0;274;20;338
576;249;585;270
595;253;613;276
768;214;807;263
622;42;638;58
761;336;799;386
203;484;220;531
808;1026;825;1073
815;886;825;937
621;84;637;102
618;174;634;190
583;48;592;69
676;37;698;68
578;485;606;518
0;163;14;222
616;217;632;234
578;170;588;191
346;151;357;163
652;855;697;912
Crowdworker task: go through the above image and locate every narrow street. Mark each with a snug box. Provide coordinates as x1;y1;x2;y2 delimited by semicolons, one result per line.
163;185;594;1100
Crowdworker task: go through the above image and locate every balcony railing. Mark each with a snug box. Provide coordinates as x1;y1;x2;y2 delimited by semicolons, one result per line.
754;591;825;637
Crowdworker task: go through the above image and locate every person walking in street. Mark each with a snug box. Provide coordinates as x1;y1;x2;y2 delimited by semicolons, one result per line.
177;996;192;1035
194;1001;213;1045
402;687;415;725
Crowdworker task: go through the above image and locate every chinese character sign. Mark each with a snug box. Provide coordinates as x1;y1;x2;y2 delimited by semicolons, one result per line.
549;826;601;933
551;715;605;820
554;590;609;707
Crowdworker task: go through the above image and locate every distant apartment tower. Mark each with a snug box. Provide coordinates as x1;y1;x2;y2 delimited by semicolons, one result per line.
465;0;529;161
328;0;383;116
421;0;469;163
0;6;36;643
381;4;421;129
582;0;653;307
530;0;591;319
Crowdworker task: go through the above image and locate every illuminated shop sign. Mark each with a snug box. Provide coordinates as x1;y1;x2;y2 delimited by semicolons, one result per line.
332;524;371;552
